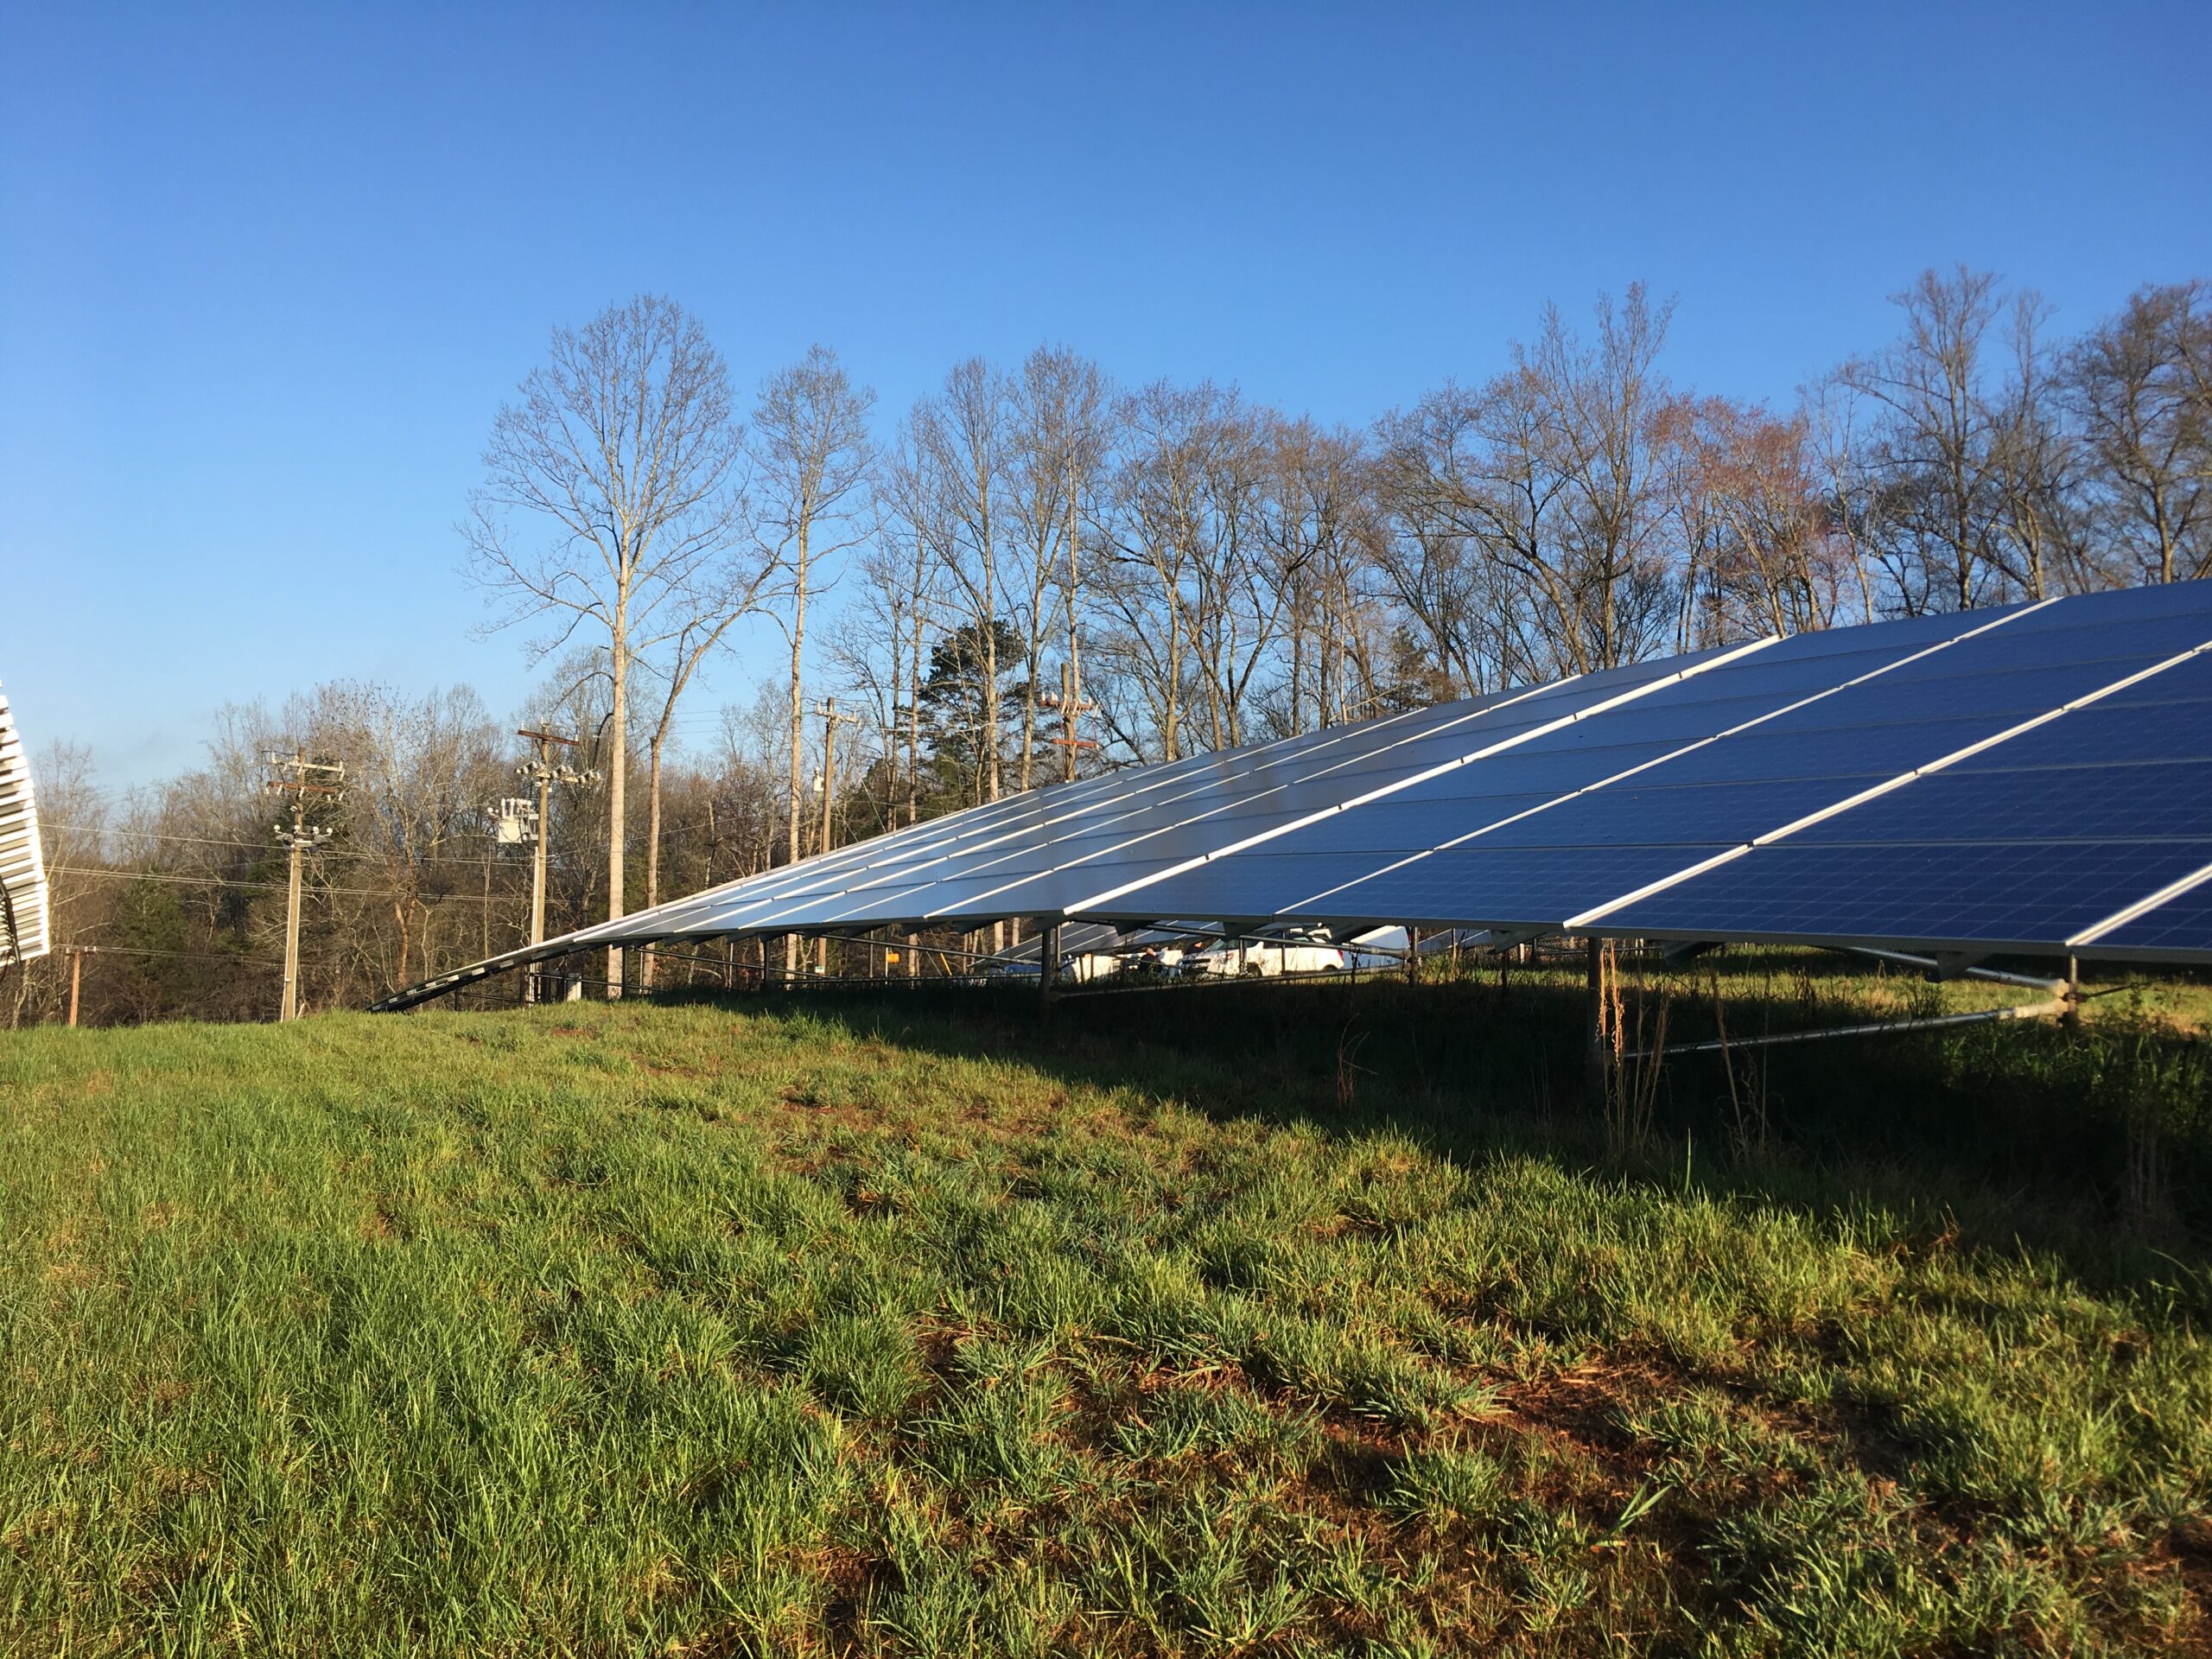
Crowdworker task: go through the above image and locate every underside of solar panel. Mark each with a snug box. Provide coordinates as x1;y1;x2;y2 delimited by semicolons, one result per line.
374;582;2212;1009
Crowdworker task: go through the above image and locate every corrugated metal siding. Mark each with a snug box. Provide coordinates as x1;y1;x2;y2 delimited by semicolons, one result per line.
0;686;51;965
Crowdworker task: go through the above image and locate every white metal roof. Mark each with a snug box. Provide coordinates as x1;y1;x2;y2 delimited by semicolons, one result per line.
0;685;51;967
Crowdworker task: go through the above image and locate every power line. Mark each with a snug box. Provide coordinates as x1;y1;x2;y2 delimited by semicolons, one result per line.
45;823;538;869
48;865;514;902
48;817;730;862
45;943;292;968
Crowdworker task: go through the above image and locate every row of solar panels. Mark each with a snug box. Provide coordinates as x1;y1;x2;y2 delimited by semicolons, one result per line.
372;581;2212;1009
0;687;51;967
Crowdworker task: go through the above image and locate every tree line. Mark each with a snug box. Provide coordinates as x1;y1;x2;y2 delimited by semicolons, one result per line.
12;267;2207;1024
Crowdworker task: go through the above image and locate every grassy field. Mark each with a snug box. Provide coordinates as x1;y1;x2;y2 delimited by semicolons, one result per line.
3;959;2209;1656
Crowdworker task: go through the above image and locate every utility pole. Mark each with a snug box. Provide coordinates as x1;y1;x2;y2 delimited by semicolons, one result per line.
265;748;344;1022
516;729;595;1005
817;697;863;858
814;698;863;975
65;945;97;1027
1041;662;1096;781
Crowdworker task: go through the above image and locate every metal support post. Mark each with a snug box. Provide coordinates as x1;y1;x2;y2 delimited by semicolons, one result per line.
1583;936;1605;1108
1039;919;1061;1011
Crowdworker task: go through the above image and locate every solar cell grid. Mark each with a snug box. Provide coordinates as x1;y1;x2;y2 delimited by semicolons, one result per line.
1948;699;2212;771
1095;610;2044;923
1606;839;2212;950
2095;651;2212;705
1789;761;2212;843
926;652;1743;923
1286;842;1743;929
2001;581;2212;626
2091;872;2212;954
1741;659;2173;734
701;698;1521;931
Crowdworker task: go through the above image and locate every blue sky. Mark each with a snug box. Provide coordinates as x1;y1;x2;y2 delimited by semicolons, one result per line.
3;2;2207;787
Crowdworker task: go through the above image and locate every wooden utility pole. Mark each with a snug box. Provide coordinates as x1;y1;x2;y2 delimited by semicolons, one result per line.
1041;662;1097;780
813;698;863;975
817;697;862;857
65;945;97;1027
516;729;594;1005
265;748;345;1022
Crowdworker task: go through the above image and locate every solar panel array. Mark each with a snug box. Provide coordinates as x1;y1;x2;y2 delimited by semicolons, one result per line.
0;686;51;967
374;582;2212;1008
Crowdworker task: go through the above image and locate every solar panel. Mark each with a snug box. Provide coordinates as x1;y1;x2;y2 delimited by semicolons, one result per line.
1103;604;2028;921
2079;865;2212;957
744;647;1763;932
370;582;2212;1009
1593;622;2212;949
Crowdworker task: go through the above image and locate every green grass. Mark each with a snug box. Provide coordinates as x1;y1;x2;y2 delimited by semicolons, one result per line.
3;965;2209;1655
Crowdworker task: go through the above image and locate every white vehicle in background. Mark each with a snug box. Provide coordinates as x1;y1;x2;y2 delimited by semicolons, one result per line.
1177;931;1348;979
983;949;1130;985
1343;925;1408;971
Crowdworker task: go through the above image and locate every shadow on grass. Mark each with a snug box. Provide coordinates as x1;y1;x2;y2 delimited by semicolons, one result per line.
650;964;2212;1298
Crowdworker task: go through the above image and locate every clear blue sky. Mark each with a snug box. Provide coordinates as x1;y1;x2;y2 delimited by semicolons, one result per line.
4;2;2207;788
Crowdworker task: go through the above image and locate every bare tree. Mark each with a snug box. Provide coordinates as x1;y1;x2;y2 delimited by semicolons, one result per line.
917;359;1014;799
1101;380;1281;759
1377;291;1681;684
752;345;876;974
2072;282;2211;585
18;742;107;1026
1535;285;1681;671
1005;346;1111;786
323;683;506;992
462;295;749;996
1260;416;1384;726
876;414;956;824
1987;296;2087;601
1833;267;2018;613
636;595;772;988
1377;385;1554;692
1671;396;1858;639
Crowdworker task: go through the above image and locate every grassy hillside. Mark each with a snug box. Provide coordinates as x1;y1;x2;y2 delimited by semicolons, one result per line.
3;969;2209;1656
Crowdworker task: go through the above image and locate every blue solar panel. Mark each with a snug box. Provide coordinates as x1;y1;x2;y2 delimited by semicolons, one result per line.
1281;842;1739;927
1465;778;1872;849
1744;660;2164;732
1789;762;2212;843
2003;581;2212;626
1253;795;1566;855
1606;840;2212;949
938;648;1758;920
2094;874;2212;954
2098;649;2212;706
1069;607;2212;934
379;580;2212;1008
1898;612;2212;671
